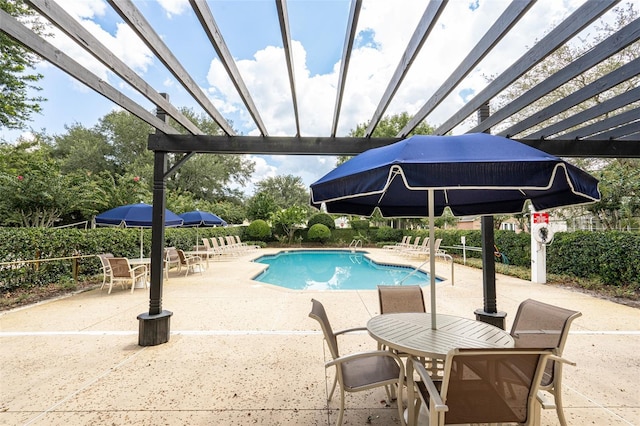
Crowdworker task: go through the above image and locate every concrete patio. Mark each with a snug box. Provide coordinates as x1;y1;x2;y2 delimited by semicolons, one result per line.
1;248;638;425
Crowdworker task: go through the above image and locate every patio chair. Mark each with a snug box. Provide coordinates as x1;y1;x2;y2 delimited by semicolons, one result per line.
177;249;204;276
510;299;582;426
308;299;406;426
407;347;554;426
211;237;236;257
234;235;260;251
97;253;114;291
106;257;148;294
378;285;427;398
378;285;426;315
164;247;182;277
400;236;421;255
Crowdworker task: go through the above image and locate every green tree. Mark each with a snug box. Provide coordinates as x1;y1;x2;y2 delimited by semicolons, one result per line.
0;0;46;130
0;141;102;226
50;123;115;175
254;175;308;209
589;159;640;230
271;206;308;244
246;192;278;221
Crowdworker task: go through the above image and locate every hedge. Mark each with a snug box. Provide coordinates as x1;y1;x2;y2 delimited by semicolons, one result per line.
1;227;637;292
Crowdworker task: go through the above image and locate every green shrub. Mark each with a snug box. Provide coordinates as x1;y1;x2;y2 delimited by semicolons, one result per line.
350;219;370;231
375;226;403;242
245;219;271;241
307;212;335;229
307;224;331;243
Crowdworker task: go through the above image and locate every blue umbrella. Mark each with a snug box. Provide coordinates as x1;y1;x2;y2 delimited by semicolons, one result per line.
95;202;183;258
179;210;227;227
179;210;227;249
310;133;601;328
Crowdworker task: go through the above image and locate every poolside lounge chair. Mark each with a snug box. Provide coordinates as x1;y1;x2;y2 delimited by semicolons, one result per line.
106;257;148;294
211;237;237;257
177;249;204;276
234;235;260;251
309;299;406;426
404;238;444;259
401;237;428;256
510;299;582;426
383;235;409;250
407;348;554;426
97;253;114;291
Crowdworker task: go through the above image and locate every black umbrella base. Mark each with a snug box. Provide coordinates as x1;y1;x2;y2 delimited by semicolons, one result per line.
474;309;507;330
137;310;173;346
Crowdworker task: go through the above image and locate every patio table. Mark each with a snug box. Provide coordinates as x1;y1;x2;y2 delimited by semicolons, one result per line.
367;313;514;425
128;258;151;288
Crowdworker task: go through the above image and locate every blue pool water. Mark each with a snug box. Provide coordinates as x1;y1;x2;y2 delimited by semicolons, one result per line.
253;250;434;290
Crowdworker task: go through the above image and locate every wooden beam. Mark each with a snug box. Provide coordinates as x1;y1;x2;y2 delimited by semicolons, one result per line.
0;9;177;135
435;0;617;135
365;0;447;137
331;0;361;137
470;16;640;133
399;0;535;138
108;0;236;136
190;0;268;136
148;135;401;154
276;0;301;136
26;0;203;136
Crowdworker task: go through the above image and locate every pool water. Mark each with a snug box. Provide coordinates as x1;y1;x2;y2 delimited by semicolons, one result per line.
253;250;434;290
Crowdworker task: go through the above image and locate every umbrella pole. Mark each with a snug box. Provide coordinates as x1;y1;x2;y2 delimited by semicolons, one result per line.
428;189;436;330
140;228;144;259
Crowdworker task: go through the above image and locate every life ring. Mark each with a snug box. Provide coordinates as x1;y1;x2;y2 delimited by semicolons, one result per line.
533;223;554;244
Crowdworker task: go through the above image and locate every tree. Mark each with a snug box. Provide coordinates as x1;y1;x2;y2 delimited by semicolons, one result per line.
337;112;435;165
0;141;104;226
246;192;278;221
50;123;115;175
253;174;308;209
271;206;308;244
588;159;640;230
0;0;46;130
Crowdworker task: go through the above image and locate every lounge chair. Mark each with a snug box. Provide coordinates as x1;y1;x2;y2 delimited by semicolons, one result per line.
177;249;204;276
211;237;237;257
404;238;444;259
97;253;114;291
308;299;406;426
401;237;428;256
234;235;260;251
510;299;582;426
106;257;148;294
407;348;554;426
383;235;410;250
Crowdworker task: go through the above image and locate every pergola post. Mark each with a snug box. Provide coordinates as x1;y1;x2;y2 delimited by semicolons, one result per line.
473;102;507;329
137;93;172;346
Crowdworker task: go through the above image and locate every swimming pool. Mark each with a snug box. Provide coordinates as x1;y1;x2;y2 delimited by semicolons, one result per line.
252;250;434;290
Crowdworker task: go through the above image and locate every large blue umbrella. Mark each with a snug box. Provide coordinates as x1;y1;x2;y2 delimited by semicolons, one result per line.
95;202;183;258
310;133;601;328
179;210;227;249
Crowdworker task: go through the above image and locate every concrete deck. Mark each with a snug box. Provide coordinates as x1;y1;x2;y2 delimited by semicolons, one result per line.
1;248;638;425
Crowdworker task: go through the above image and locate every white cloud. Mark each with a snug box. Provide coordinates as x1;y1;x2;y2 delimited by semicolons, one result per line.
157;0;190;18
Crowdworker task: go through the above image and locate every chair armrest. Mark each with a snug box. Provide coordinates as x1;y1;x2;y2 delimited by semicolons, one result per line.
536;391;557;409
411;357;448;413
131;265;148;276
549;354;576;367
334;326;367;336
325;350;402;368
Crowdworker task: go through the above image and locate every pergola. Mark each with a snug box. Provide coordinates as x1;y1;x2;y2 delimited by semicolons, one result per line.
2;0;639;345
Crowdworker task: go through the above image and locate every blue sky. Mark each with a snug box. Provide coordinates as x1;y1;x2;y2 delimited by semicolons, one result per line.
1;0;596;194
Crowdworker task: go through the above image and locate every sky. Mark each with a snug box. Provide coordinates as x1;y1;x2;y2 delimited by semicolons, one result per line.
1;0;607;195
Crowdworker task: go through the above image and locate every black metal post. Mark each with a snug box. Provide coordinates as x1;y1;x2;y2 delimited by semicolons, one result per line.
137;93;173;346
474;102;507;329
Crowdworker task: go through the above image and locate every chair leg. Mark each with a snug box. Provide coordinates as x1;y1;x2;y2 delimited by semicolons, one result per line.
553;388;568;426
336;387;345;426
328;374;338;401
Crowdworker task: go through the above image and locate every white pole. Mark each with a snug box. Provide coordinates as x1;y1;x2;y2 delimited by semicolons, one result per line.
429;189;437;330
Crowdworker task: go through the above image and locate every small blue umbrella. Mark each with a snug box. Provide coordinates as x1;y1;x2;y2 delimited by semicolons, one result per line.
180;210;227;249
310;133;601;328
95;202;183;258
179;210;227;227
